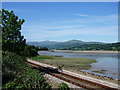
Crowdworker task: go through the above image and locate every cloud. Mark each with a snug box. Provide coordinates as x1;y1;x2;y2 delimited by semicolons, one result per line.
74;13;90;17
22;25;117;40
22;14;118;41
23;25;85;30
23;14;117;31
69;14;117;26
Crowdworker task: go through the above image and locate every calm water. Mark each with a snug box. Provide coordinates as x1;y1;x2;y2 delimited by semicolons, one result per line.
38;51;119;79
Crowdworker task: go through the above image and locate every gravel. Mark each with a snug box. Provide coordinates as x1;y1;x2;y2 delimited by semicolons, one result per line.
44;74;85;89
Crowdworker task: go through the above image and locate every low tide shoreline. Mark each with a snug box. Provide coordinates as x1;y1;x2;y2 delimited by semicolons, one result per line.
28;58;119;85
53;50;119;53
37;51;119;83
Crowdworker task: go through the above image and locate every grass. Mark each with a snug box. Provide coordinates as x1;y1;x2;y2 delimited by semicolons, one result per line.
31;55;56;60
92;69;107;74
30;55;97;70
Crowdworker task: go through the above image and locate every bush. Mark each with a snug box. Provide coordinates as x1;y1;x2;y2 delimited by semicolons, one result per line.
58;83;69;90
38;47;49;51
24;45;38;57
2;51;51;89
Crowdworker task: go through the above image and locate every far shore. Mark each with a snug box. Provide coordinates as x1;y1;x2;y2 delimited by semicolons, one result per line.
52;50;119;53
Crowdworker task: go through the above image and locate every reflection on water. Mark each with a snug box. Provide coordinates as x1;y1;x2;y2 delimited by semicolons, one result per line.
38;51;119;79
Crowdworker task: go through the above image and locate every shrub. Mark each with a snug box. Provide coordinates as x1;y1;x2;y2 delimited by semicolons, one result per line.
2;51;51;89
58;83;69;90
24;45;38;57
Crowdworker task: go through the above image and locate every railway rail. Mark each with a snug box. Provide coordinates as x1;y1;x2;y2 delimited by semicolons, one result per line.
27;59;118;90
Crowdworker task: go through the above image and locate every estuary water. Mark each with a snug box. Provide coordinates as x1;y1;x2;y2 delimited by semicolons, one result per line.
38;51;119;79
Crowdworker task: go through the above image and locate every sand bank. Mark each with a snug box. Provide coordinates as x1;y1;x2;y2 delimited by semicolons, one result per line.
53;50;119;53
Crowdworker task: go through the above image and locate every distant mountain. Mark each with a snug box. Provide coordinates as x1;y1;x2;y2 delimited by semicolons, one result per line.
65;40;84;43
27;41;60;49
27;40;104;49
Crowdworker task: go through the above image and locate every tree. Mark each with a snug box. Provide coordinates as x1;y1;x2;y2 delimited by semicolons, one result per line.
38;47;49;51
2;9;26;55
24;45;38;57
2;9;50;89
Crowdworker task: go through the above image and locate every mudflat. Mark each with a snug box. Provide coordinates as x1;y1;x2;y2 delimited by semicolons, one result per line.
53;50;119;53
30;55;97;70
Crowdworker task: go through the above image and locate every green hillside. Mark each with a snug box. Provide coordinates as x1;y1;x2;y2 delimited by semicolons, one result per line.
27;40;120;51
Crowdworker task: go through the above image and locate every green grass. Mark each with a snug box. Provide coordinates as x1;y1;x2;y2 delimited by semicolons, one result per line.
92;69;107;74
31;55;57;61
30;55;97;70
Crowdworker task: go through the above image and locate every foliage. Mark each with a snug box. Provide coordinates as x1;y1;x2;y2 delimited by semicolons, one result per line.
2;9;26;55
24;45;38;57
58;83;69;90
27;40;120;51
2;51;51;89
2;9;38;57
31;55;55;60
59;43;120;51
37;47;49;51
31;55;96;70
2;9;51;89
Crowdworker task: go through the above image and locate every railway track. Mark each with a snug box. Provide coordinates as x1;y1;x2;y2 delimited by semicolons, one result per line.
27;60;118;90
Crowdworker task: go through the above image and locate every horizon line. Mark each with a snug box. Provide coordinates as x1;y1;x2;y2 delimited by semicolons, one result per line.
26;39;119;43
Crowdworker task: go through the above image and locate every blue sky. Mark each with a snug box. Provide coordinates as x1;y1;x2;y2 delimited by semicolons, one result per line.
3;2;118;43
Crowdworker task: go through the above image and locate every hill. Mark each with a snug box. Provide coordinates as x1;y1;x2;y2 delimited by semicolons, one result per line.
27;40;104;49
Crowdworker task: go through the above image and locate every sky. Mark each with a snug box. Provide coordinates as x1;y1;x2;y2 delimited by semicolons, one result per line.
2;0;120;2
2;2;118;43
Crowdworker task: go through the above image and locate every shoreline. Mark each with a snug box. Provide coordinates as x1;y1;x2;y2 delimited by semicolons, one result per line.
31;55;96;70
30;55;119;83
28;59;119;85
39;51;119;80
53;50;119;53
